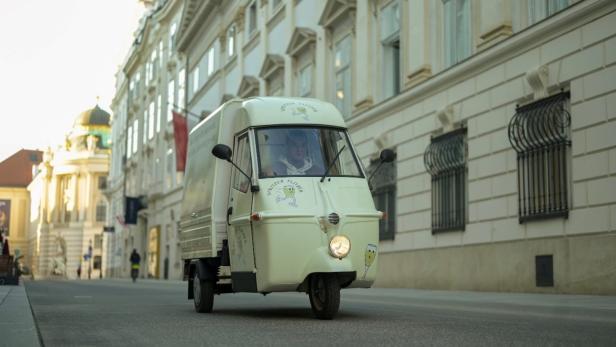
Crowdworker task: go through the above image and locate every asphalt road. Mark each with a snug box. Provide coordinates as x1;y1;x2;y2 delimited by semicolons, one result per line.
25;279;616;347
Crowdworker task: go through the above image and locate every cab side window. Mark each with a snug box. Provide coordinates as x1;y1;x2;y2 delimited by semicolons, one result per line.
232;134;252;193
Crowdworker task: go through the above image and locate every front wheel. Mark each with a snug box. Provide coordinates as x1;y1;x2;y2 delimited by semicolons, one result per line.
193;272;214;313
308;274;340;320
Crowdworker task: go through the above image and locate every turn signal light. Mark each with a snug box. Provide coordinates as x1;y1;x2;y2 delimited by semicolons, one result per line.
250;213;262;221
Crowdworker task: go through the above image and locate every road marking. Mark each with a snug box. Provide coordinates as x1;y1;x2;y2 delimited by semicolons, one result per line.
73;296;92;299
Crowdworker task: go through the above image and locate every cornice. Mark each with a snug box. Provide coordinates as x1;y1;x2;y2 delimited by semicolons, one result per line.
177;0;221;52
154;0;182;23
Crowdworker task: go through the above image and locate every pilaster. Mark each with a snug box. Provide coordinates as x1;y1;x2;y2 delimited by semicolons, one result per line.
477;0;513;51
353;0;373;112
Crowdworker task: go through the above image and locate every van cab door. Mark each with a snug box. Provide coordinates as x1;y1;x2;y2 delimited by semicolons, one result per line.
227;131;257;291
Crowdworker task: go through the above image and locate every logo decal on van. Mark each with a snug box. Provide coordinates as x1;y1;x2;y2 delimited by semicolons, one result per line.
280;102;318;121
266;179;304;208
362;244;378;280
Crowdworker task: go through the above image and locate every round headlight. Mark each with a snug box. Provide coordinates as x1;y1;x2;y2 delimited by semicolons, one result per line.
329;235;351;259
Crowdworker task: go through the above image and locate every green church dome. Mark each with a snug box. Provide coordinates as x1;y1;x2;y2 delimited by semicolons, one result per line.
74;105;110;127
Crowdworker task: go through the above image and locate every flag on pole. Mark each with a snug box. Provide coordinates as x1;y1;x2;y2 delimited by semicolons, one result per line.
124;196;145;225
172;111;188;172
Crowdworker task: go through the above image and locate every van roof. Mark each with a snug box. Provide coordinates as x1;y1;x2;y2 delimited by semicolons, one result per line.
237;97;347;128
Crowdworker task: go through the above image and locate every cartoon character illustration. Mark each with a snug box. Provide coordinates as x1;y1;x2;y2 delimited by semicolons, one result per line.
292;106;310;121
275;185;298;207
362;244;377;279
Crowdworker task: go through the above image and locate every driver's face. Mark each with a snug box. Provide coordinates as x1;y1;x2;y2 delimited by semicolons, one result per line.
288;138;306;162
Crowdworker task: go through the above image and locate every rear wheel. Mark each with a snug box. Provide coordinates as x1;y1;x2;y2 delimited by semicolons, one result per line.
193;272;214;313
308;274;340;320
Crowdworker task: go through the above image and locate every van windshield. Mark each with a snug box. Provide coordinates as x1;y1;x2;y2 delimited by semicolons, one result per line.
255;127;364;179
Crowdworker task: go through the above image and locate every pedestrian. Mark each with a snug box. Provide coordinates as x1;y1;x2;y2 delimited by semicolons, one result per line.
130;249;141;283
0;231;9;256
76;264;81;279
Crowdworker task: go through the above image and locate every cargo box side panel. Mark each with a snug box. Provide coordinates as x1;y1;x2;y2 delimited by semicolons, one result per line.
180;113;221;259
180;213;214;259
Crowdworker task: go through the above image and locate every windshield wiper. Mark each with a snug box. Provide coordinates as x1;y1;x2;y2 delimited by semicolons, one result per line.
320;145;346;182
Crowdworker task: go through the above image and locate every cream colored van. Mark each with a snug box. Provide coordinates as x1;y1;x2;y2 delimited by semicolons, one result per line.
179;97;393;319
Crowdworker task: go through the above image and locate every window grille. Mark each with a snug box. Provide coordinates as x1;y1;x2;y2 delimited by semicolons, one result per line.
508;91;571;222
424;128;467;233
368;155;396;240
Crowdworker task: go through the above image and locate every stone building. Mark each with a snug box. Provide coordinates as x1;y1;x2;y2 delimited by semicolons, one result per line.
0;149;42;266
108;0;185;280
110;0;616;293
27;105;111;279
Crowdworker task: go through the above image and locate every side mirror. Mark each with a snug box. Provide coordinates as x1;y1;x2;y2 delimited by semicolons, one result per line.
380;149;395;163
212;144;232;161
368;149;396;191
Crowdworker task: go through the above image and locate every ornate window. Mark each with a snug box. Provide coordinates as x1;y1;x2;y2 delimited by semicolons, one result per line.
260;54;285;96
167;79;175;122
508;91;571;222
319;0;356;118
142;110;148;145
132;119;139;154
148;101;155;140
334;35;352;118
528;0;569;25
298;64;312;97
58;175;73;223
156;94;162;133
238;76;260;98
177;68;186;110
380;0;401;99
166;148;174;189
287;27;316;98
424;128;467;233
247;1;258;37
169;22;177;54
443;0;471;67
96;201;107;223
126;125;133;158
191;66;200;94
368;154;396;240
94;234;103;250
227;25;236;58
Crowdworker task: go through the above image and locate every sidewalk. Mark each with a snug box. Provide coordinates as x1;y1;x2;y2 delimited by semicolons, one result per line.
0;281;41;347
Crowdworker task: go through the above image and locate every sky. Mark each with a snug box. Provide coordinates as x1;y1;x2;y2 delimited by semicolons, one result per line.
0;0;147;162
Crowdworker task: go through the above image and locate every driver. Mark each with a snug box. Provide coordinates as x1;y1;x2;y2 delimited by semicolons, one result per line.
272;130;322;176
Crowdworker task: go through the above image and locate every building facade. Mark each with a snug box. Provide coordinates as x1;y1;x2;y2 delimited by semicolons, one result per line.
27;106;111;279
0;149;42;267
108;0;185;280
111;0;616;294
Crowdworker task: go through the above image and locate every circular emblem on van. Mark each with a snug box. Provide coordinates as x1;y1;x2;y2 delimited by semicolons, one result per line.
328;213;340;225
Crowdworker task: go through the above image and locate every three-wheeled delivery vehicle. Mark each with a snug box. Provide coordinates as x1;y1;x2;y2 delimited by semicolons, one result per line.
179;97;393;319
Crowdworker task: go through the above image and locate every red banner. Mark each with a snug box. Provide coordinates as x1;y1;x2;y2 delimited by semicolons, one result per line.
172;111;188;172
